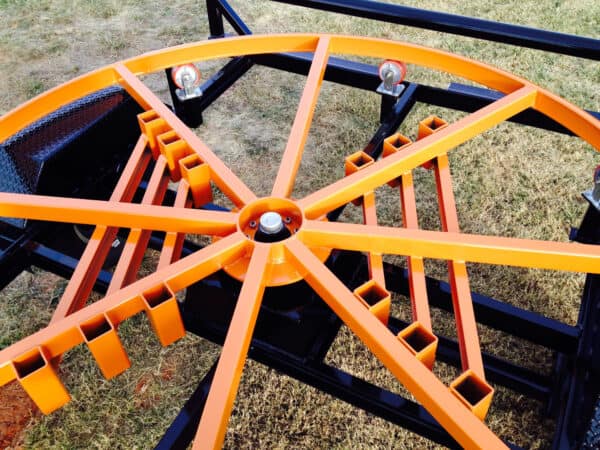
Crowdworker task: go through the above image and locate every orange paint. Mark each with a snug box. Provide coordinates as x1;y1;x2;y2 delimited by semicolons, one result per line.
0;34;598;450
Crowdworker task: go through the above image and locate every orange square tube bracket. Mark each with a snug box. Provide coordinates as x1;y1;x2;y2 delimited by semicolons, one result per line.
157;131;192;181
382;133;412;187
79;313;131;379
353;279;391;325
138;110;170;159
397;321;438;369
11;346;70;414
417;116;448;169
142;283;186;347
345;150;375;206
179;154;213;208
449;369;494;420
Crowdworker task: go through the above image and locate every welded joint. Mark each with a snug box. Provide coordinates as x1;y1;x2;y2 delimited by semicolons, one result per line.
157;130;194;182
449;369;494;420
138;110;170;158
11;346;70;414
353;279;391;325
397;321;438;369
79;313;131;379
344;150;375;206
417;115;449;170
179;154;213;208
141;283;186;347
382;132;413;187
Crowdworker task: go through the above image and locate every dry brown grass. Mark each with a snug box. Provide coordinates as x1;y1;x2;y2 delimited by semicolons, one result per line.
0;0;599;449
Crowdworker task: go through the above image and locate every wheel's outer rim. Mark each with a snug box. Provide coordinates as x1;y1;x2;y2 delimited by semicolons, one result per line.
0;33;599;450
214;196;332;286
1;33;598;150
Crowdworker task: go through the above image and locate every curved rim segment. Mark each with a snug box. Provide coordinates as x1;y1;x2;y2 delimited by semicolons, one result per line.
1;33;599;150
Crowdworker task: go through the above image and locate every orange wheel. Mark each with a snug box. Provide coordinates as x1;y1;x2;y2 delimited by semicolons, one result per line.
0;34;599;449
171;63;202;89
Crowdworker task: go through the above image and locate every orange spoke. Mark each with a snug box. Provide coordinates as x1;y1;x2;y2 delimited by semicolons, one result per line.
52;135;151;321
0;192;238;235
0;233;249;386
434;154;483;377
193;244;271;450
362;191;386;286
399;172;432;330
300;220;600;273
283;239;506;449
157;180;191;270
113;63;256;207
107;156;170;294
298;86;537;218
271;36;330;198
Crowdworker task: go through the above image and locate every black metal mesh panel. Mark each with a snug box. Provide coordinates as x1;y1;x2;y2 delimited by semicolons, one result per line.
0;86;139;228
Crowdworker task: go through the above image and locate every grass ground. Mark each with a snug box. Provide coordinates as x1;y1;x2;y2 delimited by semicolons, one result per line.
0;0;599;448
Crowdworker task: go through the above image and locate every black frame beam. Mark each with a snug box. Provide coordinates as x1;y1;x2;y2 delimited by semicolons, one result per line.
272;0;600;60
183;314;524;450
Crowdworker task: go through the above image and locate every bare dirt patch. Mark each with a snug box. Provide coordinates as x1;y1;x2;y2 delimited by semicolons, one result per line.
0;382;37;449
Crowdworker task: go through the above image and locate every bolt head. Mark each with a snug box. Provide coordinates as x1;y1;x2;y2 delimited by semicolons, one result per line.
259;212;284;234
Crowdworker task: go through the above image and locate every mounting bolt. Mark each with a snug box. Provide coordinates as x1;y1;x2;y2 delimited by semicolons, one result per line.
376;60;407;97
259;212;284;234
254;212;292;242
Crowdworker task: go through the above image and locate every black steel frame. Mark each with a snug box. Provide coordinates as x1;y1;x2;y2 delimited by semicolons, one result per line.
1;0;599;448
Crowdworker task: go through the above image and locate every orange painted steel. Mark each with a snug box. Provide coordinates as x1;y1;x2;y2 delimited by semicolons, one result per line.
1;34;598;147
433;153;485;379
0;233;249;386
0;192;238;235
79;313;130;379
114;63;256;207
0;34;599;450
382;133;437;366
300;220;600;273
283;239;506;449
383;133;432;330
107;155;170;294
51;135;151;321
399;172;432;329
193;244;271;450
360;192;386;287
142;282;186;347
221;197;332;286
345;150;389;324
179;154;212;208
271;36;330;198
157;180;192;270
11;346;71;414
298;85;539;218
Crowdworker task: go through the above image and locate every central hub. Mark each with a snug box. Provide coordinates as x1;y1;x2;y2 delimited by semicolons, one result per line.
238;197;302;243
255;212;291;242
225;197;330;287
